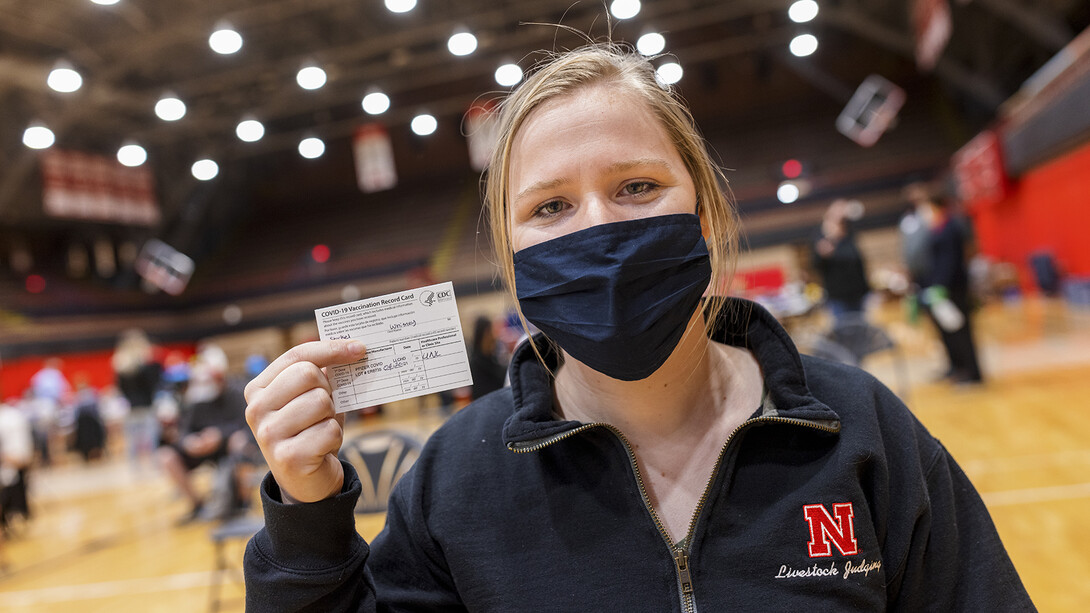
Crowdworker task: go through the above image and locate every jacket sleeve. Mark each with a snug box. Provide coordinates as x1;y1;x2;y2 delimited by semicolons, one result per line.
244;462;376;612
886;443;1036;611
367;456;467;612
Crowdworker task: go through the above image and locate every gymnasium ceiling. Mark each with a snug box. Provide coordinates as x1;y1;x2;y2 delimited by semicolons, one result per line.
0;0;1088;313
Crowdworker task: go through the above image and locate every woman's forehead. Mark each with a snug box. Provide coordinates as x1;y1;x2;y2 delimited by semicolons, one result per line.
507;85;678;183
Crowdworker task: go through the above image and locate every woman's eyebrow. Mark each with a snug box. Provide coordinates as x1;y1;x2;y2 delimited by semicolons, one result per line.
514;178;569;205
513;158;675;205
605;158;673;174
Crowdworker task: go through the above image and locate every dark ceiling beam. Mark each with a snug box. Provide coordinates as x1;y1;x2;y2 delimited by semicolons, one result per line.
970;0;1074;52
822;6;1008;110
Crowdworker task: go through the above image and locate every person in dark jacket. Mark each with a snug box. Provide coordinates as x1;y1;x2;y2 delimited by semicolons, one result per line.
912;191;984;384
112;329;163;466
811;199;870;322
468;315;508;400
241;44;1031;611
158;345;249;523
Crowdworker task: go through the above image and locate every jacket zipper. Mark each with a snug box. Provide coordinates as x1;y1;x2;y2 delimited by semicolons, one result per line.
510;416;840;612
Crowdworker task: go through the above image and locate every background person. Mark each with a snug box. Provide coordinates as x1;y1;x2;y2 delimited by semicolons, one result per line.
468;315;508;400
157;345;249;523
811;198;870;322
112;329;163;468
241;44;1030;611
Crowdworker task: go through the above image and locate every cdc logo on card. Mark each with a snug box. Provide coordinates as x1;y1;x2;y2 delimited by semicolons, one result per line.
419;288;453;307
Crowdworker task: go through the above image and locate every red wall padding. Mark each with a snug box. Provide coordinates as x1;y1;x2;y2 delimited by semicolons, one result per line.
972;141;1090;290
1;344;195;403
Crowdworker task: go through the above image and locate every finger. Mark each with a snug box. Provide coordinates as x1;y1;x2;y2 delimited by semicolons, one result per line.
247;340;366;398
249;360;333;417
276;417;344;468
256;387;336;445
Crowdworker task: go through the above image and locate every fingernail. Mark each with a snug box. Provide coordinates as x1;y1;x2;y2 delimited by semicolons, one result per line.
347;341;366;355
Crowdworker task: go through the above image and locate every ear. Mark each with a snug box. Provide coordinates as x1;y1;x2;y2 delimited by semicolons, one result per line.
697;198;711;240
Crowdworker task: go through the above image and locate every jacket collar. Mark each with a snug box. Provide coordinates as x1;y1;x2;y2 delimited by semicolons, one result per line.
502;298;840;447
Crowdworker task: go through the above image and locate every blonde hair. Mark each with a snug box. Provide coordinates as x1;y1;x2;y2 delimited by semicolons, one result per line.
485;44;740;340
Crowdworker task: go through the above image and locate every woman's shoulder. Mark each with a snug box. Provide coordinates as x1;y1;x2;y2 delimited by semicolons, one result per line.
799;354;940;461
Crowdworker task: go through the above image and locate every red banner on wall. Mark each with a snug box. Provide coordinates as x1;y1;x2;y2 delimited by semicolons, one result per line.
40;150;160;226
952;129;1010;208
353;124;397;193
912;0;952;72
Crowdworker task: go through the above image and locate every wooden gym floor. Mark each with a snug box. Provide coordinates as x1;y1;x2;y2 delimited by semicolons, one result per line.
1;297;1088;612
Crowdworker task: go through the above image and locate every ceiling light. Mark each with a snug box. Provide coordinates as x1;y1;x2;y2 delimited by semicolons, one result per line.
298;137;325;159
777;181;800;204
47;64;82;93
155;95;186;121
447;32;477;56
361;91;390;115
191;159;219;181
117;143;147;167
656;61;683;85
90;0;120;5
209;27;243;55
637;32;666;56
610;0;641;20
384;0;416;13
411;114;437;136
23;124;55;149
790;34;819;57
494;63;523;86
236;118;265;142
296;65;327;90
788;0;819;24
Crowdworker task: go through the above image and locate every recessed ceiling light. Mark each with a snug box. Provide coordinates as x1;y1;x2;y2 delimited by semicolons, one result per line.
236;119;265;142
637;32;666;56
495;63;523;86
298;137;325;159
117;143;147;167
362;91;391;115
411;114;438;136
447;32;478;56
610;0;641;20
656;61;683;85
384;0;416;13
47;65;82;93
23;125;55;149
155;95;186;121
209;27;243;55
788;0;820;24
191;159;219;180
296;65;327;90
777;182;800;204
790;34;819;57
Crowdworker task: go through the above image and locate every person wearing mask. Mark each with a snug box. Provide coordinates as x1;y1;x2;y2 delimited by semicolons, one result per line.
241;44;1030;611
811;199;870;322
157;345;248;523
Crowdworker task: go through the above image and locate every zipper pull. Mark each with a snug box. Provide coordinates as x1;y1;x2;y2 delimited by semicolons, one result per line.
674;549;693;595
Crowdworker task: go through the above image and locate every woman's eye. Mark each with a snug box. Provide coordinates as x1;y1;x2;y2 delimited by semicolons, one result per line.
622;181;658;196
533;200;567;217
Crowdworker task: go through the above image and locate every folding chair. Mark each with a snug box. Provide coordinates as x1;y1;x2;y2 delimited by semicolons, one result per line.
338;430;423;514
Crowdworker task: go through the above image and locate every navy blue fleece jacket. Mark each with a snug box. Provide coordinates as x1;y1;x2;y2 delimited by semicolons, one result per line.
244;300;1033;612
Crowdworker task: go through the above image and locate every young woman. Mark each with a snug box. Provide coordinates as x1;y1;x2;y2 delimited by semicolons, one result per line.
243;45;1032;612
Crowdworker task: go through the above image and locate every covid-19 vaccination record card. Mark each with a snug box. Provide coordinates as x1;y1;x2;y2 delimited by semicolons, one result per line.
315;282;473;413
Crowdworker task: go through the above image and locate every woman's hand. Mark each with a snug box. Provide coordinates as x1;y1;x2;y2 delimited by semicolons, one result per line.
245;340;366;504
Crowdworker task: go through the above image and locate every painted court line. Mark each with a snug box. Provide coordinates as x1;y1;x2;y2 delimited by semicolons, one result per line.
0;570;224;606
982;482;1090;508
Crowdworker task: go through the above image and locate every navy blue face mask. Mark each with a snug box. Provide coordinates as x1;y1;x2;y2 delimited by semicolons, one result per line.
513;213;711;381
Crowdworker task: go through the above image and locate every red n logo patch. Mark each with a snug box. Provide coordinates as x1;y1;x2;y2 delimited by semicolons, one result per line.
803;503;859;557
